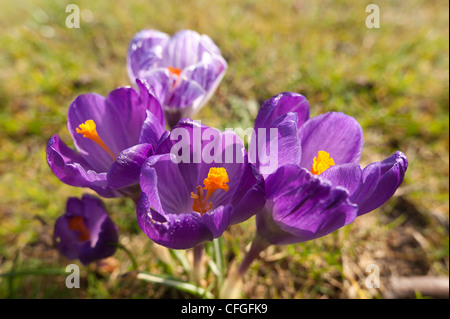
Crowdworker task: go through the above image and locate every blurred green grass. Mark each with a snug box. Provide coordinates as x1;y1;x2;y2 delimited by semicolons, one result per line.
0;0;448;298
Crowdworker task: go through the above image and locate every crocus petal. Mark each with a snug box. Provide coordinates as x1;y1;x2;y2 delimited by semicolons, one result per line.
79;216;119;265
138;110;166;146
67;83;155;170
199;33;222;55
137;196;214;249
127;29;170;82
254;92;310;132
98;82;156;153
135;78;165;128
258;165;358;245
250;92;309;177
47;134;108;188
77;195;118;264
67;93;114;172
73;194;109;247
298;112;364;169
107;143;154;189
137;68;173;108
182;52;227;99
140;154;194;215
155;118;209;158
159;30;203;69
147;130;249;217
352;151;408;216
250;112;302;177
227;162;266;224
201;204;232;238
54;215;84;260
139;70;206;126
166;78;206;110
320;163;362;197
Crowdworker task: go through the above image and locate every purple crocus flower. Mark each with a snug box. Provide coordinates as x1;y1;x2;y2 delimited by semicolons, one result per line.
251;92;408;246
46;79;165;199
136;119;265;249
220;93;409;296
54;194;119;265
127;29;228;126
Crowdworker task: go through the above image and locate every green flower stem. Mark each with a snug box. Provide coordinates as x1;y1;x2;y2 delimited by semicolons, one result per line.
220;234;270;298
111;242;138;271
191;243;205;283
237;234;270;276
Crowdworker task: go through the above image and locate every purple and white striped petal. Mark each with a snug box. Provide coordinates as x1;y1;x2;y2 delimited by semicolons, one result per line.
127;29;227;126
127;29;170;83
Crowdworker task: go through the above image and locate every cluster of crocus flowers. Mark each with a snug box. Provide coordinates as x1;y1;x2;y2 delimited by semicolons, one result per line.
47;27;408;293
127;29;228;126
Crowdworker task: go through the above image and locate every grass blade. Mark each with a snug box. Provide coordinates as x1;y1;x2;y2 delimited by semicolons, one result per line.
1;268;67;278
137;271;214;299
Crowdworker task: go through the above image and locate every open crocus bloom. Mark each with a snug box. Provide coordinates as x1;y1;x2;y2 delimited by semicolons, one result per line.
137;119;265;249
252;92;408;245
46;79;165;198
54;194;119;265
127;29;228;126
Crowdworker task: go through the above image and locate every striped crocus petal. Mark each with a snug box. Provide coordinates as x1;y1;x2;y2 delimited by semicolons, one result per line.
127;29;227;126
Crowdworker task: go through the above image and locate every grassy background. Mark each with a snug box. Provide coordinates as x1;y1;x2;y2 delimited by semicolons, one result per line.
0;0;448;298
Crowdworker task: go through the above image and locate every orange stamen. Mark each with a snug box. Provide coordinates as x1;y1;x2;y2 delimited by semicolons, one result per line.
167;67;182;77
68;216;91;242
76;119;116;160
191;167;229;215
311;151;335;175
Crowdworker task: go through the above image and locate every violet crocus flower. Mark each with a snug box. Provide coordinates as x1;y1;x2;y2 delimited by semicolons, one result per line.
220;93;408;297
251;92;408;246
46;79;165;199
136;119;265;249
54;194;119;265
127;29;228;126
